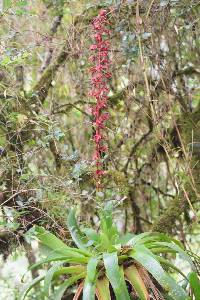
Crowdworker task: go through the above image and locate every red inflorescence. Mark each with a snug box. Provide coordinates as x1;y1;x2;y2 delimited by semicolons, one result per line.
89;9;111;187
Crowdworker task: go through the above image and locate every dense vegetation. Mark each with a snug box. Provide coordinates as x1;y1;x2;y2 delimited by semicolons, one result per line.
0;0;200;299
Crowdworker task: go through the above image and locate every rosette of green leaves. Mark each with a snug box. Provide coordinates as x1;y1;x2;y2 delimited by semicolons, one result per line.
21;203;200;300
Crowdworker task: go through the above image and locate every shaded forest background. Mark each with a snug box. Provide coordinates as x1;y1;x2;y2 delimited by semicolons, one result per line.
0;0;199;298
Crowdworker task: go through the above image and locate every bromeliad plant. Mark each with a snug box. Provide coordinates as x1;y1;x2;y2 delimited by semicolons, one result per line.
21;203;199;300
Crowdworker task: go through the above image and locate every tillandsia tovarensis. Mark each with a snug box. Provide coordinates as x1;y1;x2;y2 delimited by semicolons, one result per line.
89;9;111;188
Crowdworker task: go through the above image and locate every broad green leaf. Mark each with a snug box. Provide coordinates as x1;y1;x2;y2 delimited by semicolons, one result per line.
43;264;86;297
189;272;200;299
127;232;183;249
156;256;187;279
99;232;113;251
54;265;86;276
149;233;184;248
150;241;195;270
28;252;88;274
21;253;68;282
124;265;148;300
129;246;189;300
85;257;99;283
96;277;111;300
82;228;100;245
99;228;120;252
67;209;92;250
44;263;63;296
101;203;117;229
28;254;69;271
150;247;176;254
119;233;135;245
33;226;90;257
82;257;99;300
98;202;120;251
33;226;80;255
99;202;119;243
126;232;152;247
54;273;85;300
21;275;44;300
103;252;131;300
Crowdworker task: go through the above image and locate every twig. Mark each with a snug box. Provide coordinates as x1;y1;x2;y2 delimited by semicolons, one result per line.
122;129;152;173
40;14;63;73
0;189;38;207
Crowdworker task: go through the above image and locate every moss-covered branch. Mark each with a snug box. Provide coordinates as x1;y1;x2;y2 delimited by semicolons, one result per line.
152;196;188;234
153;110;200;234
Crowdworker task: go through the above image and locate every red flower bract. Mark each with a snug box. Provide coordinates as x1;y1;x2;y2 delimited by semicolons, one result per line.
89;9;111;188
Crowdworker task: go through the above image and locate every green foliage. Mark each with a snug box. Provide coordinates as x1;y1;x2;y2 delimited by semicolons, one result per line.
21;205;198;300
188;272;200;299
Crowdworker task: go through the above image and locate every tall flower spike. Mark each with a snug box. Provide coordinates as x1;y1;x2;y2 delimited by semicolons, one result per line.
89;9;111;188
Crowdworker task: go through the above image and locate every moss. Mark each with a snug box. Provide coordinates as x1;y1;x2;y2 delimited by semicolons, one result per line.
181;111;200;199
106;170;129;194
30;46;69;107
152;196;187;233
153;110;200;233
